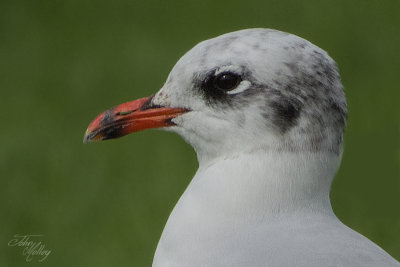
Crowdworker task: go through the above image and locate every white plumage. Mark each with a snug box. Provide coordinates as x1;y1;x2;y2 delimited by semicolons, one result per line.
150;29;400;266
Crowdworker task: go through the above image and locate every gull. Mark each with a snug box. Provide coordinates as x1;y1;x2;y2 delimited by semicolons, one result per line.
83;29;400;267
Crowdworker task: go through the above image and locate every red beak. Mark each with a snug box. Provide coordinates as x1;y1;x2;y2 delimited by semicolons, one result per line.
83;95;188;143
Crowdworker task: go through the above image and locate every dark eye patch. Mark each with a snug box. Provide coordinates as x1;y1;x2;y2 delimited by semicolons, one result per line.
201;70;243;100
213;72;242;91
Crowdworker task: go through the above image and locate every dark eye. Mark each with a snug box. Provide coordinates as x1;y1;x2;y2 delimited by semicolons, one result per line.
213;72;241;91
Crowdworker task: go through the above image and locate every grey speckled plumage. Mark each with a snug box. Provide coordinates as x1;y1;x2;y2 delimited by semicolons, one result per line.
157;29;347;157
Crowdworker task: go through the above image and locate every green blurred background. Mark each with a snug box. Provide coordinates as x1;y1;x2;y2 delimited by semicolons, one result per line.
1;0;399;266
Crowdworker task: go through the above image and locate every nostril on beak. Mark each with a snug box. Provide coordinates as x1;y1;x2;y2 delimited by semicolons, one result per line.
116;111;133;116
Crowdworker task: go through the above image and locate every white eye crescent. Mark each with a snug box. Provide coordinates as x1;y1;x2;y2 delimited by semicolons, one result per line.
226;80;251;95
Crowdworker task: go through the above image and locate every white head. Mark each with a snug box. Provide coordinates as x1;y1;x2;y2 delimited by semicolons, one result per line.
84;28;346;169
151;29;347;163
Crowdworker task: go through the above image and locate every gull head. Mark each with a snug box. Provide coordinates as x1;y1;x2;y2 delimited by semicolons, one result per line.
84;29;347;163
153;29;347;160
